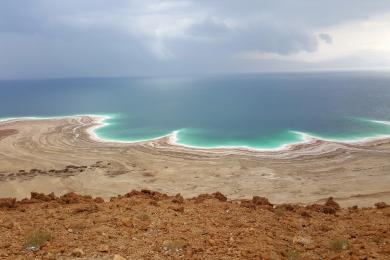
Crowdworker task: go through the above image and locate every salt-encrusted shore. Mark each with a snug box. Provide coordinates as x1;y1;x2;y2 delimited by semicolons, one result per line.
0;115;390;206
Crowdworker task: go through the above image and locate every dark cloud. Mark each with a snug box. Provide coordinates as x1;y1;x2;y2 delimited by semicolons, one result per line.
0;0;389;78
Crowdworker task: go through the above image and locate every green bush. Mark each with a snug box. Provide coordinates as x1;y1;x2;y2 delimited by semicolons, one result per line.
24;229;51;251
285;249;302;260
329;239;349;251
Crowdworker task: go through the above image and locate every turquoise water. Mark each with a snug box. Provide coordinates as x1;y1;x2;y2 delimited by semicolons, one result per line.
1;72;390;149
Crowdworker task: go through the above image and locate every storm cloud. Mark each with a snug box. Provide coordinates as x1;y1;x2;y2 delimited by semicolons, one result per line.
1;0;390;78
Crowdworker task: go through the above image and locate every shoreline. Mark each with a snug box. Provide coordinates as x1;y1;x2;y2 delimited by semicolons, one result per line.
2;114;390;153
0;114;389;206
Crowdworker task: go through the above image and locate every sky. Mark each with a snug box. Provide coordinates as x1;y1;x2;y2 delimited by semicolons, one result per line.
1;0;390;79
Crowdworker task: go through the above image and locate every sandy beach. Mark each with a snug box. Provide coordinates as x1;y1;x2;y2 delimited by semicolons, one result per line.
0;115;390;207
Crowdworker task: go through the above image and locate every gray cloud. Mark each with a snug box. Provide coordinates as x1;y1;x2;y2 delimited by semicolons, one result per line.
318;33;333;44
0;0;390;79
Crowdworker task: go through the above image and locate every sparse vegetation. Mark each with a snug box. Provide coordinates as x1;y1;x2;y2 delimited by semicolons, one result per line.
285;249;302;260
274;207;284;217
137;212;150;221
24;229;51;251
370;236;384;244
329;239;349;251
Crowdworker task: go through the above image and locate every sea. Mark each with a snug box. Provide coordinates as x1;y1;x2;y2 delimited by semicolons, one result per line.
1;71;390;150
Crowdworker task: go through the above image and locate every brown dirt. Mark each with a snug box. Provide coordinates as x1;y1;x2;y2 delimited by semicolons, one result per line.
0;191;389;260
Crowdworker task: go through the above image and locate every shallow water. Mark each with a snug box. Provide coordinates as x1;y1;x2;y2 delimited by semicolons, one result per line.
1;71;390;149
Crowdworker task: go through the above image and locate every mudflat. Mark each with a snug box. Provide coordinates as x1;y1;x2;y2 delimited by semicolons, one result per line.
0;116;390;207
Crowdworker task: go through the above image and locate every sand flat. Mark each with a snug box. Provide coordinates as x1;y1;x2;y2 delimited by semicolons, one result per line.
0;115;389;206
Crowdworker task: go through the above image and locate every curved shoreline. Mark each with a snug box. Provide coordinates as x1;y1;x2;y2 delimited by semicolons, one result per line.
0;114;390;206
2;114;390;153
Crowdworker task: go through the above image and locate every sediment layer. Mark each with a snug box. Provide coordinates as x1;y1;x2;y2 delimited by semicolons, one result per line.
0;116;390;206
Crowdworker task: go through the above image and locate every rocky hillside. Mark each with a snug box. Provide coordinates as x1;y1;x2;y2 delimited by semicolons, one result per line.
0;190;389;259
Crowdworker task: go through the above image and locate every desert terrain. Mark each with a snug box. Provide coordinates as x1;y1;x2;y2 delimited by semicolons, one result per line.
0;116;390;259
0;191;389;259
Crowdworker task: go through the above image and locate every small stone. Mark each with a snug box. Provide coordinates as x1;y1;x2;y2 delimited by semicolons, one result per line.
71;248;84;257
325;197;340;210
113;254;126;260
293;235;312;246
240;200;255;209
94;197;105;203
97;244;109;252
213;192;227;202
207;239;216;246
375;202;389;209
252;196;272;206
119;217;133;227
172;193;184;204
168;205;184;213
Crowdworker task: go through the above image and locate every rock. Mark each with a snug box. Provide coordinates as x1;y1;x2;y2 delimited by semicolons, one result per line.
149;200;159;206
321;206;337;214
113;254;126;260
293;235;312;246
172;193;184;204
192;194;215;203
97;244;109;252
94;197;105;203
252;196;272;206
31;192;57;201
124;189;168;200
67;220;89;231
300;211;311;218
118;217;133;227
325;197;340;210
306;200;338;214
375;202;389;209
213;192;227;202
0;219;18;229
60;192;93;204
72;204;99;214
71;248;84;257
207;238;216;246
240;200;255;209
168;205;184;213
0;198;16;209
275;204;296;212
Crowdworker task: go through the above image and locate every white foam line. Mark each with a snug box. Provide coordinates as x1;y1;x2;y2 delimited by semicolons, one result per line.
87;119;176;144
167;130;312;152
369;120;390;126
290;130;390;145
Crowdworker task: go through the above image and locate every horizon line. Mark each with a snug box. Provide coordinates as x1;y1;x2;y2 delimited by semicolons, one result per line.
1;68;390;81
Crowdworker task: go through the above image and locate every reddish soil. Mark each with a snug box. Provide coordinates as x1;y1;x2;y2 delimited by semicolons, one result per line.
0;191;389;260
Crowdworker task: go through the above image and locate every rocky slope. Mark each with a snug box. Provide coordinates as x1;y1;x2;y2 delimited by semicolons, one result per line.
0;190;389;259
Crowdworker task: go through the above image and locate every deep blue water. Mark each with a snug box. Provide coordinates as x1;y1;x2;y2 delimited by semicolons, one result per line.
1;72;390;149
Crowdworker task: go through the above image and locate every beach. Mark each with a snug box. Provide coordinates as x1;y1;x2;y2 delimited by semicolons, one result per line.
0;115;389;207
